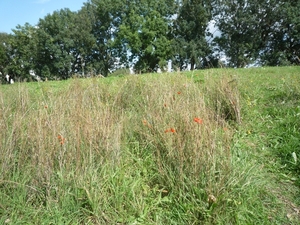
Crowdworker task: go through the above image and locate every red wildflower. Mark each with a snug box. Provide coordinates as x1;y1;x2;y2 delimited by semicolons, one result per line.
58;135;66;145
142;119;152;128
177;91;181;95
165;128;176;133
194;117;203;124
142;119;148;125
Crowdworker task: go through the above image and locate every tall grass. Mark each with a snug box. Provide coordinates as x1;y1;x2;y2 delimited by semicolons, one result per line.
0;70;295;224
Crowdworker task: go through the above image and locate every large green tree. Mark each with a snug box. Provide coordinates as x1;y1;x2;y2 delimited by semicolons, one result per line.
86;0;124;76
260;0;300;66
172;0;212;70
7;23;38;81
212;0;261;68
65;4;97;77
212;0;300;67
35;7;103;79
35;4;115;79
0;32;12;79
117;0;175;73
35;9;80;79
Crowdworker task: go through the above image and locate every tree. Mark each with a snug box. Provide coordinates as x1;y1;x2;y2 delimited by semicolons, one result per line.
7;23;38;81
172;0;212;70
117;0;175;73
35;7;102;79
85;0;124;76
73;3;98;76
212;0;300;67
260;0;300;66
0;32;12;79
35;9;79;79
212;0;261;68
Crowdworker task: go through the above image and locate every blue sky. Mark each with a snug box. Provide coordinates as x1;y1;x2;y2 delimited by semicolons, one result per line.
0;0;87;34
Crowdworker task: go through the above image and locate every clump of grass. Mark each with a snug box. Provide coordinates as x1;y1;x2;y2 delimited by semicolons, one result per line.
109;68;131;77
121;74;232;182
204;73;241;125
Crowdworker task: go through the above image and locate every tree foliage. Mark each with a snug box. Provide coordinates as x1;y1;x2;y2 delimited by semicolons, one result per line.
172;0;212;70
212;0;300;67
117;0;175;73
0;32;12;78
35;9;81;79
212;0;260;67
2;0;300;81
260;0;300;66
85;0;124;76
8;23;38;80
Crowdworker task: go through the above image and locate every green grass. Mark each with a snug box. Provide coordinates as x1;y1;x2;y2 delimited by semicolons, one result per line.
0;67;300;224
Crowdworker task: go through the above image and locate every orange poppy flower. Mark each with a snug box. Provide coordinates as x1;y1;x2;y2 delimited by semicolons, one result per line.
194;117;203;124
58;135;66;145
142;119;148;125
165;128;176;133
142;119;152;128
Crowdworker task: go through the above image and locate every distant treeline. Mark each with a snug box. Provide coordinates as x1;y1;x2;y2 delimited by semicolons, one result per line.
0;0;299;81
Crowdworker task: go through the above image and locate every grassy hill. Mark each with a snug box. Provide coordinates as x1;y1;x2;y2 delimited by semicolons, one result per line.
0;67;299;224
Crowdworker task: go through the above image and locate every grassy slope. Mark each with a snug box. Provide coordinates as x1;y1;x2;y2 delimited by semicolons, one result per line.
0;67;299;224
188;66;300;224
235;66;300;223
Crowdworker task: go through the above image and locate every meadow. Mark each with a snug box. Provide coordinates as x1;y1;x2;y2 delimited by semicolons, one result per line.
0;67;299;224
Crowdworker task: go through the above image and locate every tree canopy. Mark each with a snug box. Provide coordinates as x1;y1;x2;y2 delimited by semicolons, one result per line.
0;0;299;81
173;0;213;70
0;32;12;77
117;0;175;73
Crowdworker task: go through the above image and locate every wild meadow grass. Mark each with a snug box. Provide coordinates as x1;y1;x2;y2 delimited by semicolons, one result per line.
0;67;299;224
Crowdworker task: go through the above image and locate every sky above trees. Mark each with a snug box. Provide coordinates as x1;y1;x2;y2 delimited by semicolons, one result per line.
0;0;86;34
